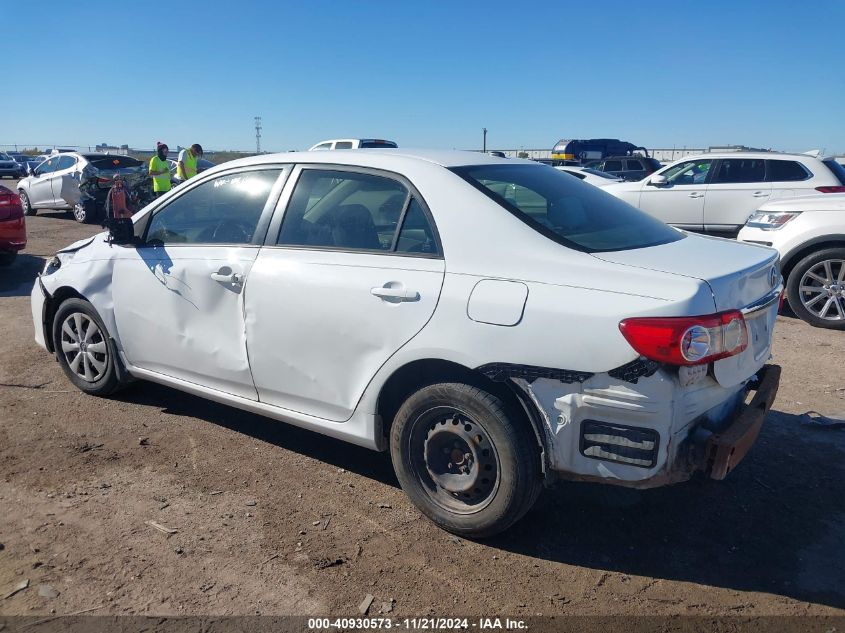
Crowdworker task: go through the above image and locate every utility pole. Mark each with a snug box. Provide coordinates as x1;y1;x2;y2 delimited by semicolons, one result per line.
254;116;262;154
482;128;487;153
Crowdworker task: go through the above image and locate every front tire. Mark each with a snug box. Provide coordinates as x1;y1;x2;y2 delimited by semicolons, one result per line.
390;382;542;538
786;247;845;330
52;298;123;396
18;190;35;216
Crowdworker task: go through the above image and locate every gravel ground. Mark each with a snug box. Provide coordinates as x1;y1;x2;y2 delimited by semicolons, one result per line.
1;207;844;618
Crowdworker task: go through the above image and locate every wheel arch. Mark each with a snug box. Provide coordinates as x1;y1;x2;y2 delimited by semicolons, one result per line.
781;236;845;282
42;286;89;354
375;358;551;474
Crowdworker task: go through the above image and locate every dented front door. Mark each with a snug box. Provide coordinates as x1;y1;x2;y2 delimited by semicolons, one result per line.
112;245;260;399
109;167;286;400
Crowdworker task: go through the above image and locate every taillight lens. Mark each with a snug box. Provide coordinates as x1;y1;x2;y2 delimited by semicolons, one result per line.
0;191;24;221
619;311;748;366
815;186;845;193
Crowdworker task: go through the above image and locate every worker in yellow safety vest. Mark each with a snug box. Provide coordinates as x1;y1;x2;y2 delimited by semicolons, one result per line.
177;144;203;182
148;142;171;197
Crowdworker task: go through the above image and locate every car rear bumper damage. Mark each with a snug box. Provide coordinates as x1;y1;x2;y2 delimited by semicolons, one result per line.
513;363;781;488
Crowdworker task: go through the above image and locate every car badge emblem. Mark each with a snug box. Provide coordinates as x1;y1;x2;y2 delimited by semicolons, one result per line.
769;266;778;288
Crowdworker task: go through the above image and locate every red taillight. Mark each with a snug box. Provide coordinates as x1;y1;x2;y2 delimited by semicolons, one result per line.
0;192;24;221
619;311;748;366
815;186;845;193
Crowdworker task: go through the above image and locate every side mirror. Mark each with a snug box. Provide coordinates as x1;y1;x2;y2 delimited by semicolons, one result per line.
648;174;668;187
105;218;137;245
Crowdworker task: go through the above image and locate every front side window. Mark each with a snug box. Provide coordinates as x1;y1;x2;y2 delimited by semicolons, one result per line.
334;141;354;149
453;164;683;253
625;159;643;171
146;169;281;245
277;169;439;255
662;159;712;185
765;160;810;182
35;158;59;175
713;158;765;184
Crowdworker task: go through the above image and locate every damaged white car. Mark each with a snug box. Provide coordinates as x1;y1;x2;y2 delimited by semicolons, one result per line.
31;150;782;537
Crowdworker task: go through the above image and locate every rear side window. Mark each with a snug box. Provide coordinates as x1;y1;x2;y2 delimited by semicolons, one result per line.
86;156;142;169
624;159;642;171
277;169;439;255
604;160;623;172
55;155;77;171
334;142;354;149
453;164;683;253
713;159;765;184
823;159;845;185
765;160;809;182
359;140;398;149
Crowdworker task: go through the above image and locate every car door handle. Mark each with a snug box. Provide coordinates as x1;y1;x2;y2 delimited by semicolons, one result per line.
210;270;243;284
752;191;770;197
688;192;704;198
371;286;420;302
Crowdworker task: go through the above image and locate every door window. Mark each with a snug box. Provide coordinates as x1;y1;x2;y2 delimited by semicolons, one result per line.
765;160;810;182
277;169;440;255
604;160;623;172
146;169;281;245
663;159;712;185
713;159;765;184
625;159;643;171
334;141;354;149
35;158;60;175
55;155;77;171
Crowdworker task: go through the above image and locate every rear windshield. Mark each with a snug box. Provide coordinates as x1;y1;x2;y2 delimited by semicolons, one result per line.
359;140;398;149
452;164;684;253
823;159;845;185
84;155;142;169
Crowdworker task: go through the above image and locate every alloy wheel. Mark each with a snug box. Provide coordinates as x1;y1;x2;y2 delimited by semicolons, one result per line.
59;312;108;383
798;259;845;322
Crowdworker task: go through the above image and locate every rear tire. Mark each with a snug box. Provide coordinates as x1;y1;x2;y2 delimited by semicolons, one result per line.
52;298;123;396
72;202;99;224
390;382;542;538
18;190;35;216
786;247;845;330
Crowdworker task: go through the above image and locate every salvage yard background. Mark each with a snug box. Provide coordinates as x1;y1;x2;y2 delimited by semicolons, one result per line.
1;197;844;617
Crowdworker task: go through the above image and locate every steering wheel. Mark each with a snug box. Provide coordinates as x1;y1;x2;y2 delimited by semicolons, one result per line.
210;219;251;243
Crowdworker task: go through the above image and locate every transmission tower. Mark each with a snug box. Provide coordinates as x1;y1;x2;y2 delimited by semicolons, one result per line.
254;116;262;154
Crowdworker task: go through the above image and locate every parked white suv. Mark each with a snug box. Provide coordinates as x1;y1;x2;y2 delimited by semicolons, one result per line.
308;138;398;150
604;152;845;235
739;193;845;329
32;150;782;537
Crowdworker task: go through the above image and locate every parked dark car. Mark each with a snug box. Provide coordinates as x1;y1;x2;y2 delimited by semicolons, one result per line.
8;153;40;176
0;152;25;179
586;155;662;181
0;185;26;265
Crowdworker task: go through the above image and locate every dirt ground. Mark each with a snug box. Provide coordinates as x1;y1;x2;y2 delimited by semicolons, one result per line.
1;205;844;619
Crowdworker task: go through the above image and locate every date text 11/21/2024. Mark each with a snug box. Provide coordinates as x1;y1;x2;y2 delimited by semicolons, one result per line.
307;617;527;630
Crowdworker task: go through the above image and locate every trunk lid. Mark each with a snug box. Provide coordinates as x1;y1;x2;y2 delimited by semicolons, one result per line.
591;232;779;312
592;232;781;388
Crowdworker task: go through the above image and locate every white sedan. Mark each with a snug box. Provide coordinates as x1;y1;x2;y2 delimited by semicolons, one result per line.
31;150;782;537
554;165;622;187
739;193;845;329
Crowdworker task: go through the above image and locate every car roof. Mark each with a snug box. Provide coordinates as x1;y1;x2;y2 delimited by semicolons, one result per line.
221;149;524;170
668;151;830;161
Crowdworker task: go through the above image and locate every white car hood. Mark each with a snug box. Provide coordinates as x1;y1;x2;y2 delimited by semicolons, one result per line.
758;192;845;213
591;232;779;312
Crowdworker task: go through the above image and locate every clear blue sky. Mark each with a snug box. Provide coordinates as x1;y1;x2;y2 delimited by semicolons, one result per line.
9;0;844;154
